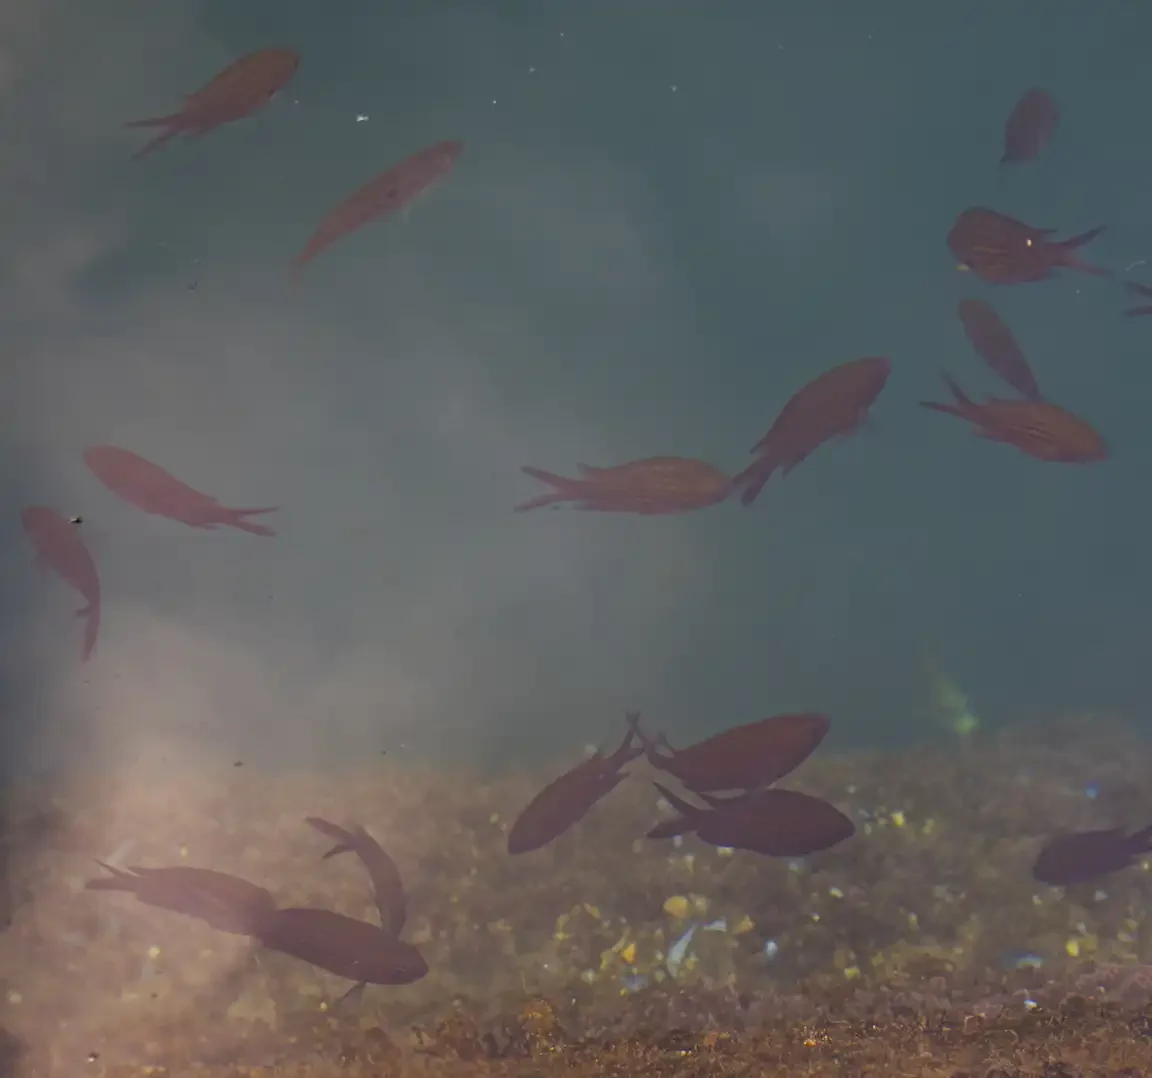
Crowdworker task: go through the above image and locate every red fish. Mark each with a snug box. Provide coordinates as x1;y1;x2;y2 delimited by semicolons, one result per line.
920;371;1107;463
947;207;1109;284
83;445;276;536
515;456;731;515
22;506;101;660
86;863;276;935
956;299;1042;401
126;48;300;161
627;711;828;794
1122;280;1152;317
507;718;643;854
648;783;854;857
306;818;407;937
290;140;463;277
732;357;891;506
1001;88;1059;166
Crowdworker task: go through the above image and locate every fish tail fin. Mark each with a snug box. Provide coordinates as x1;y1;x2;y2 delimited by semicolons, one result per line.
514;465;579;512
304;816;356;860
124;113;181;129
645;782;704;840
731;457;776;507
1131;823;1152;852
1063;225;1106;250
125;116;182;160
919;400;965;419
85;860;133;890
287;251;310;285
77;602;99;661
223;507;277;537
940;370;973;407
1060;226;1111;278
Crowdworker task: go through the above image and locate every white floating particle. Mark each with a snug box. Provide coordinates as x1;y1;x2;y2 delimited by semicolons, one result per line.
356;114;369;122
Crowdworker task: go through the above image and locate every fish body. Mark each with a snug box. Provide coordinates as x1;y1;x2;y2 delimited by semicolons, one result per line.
83;445;277;536
127;48;300;160
257;906;428;986
305;818;407;936
291;140;463;277
648;783;854;856
920;372;1107;463
515;456;731;515
733;357;891;506
86;863;276;935
956;299;1042;400
1033;826;1152;886
947;207;1109;284
22;505;101;659
628;711;828;793
507;718;643;854
1001;88;1059;165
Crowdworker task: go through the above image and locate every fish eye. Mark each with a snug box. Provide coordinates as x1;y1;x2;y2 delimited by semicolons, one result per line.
1025;238;1033;247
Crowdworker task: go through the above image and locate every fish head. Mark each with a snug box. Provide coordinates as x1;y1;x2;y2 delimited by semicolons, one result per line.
367;941;428;985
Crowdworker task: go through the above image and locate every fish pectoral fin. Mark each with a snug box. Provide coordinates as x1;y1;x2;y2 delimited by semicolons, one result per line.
338;981;367;1007
74;604;92;618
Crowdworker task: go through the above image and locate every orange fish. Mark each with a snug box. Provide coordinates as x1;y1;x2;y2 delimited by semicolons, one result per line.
627;711;829;794
947;207;1109;285
126;48;300;161
306;818;408;937
1001;88;1059;166
22;506;101;660
83;445;277;536
514;456;731;515
507;718;643;855
648;783;855;857
956;299;1042;401
86;863;277;935
290;140;464;277
920;371;1107;463
733;356;891;506
1122;280;1152;317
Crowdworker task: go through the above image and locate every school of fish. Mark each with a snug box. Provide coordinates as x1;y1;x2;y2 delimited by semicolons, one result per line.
20;60;1140;996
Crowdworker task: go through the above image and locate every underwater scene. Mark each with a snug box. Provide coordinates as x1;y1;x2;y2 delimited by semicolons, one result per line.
6;4;1152;1077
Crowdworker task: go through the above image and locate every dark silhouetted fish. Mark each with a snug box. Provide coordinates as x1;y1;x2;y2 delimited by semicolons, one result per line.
84;445;277;536
956;299;1042;401
1033;826;1152;886
305;818;407;937
507;717;643;854
256;906;428;1000
515;457;731;515
627;711;828;794
86;863;277;935
732;357;891;506
126;48;300;160
920;371;1107;463
947;207;1109;285
291;140;463;278
648;783;854;857
1001;88;1059;166
22;506;101;660
1122;280;1152;317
